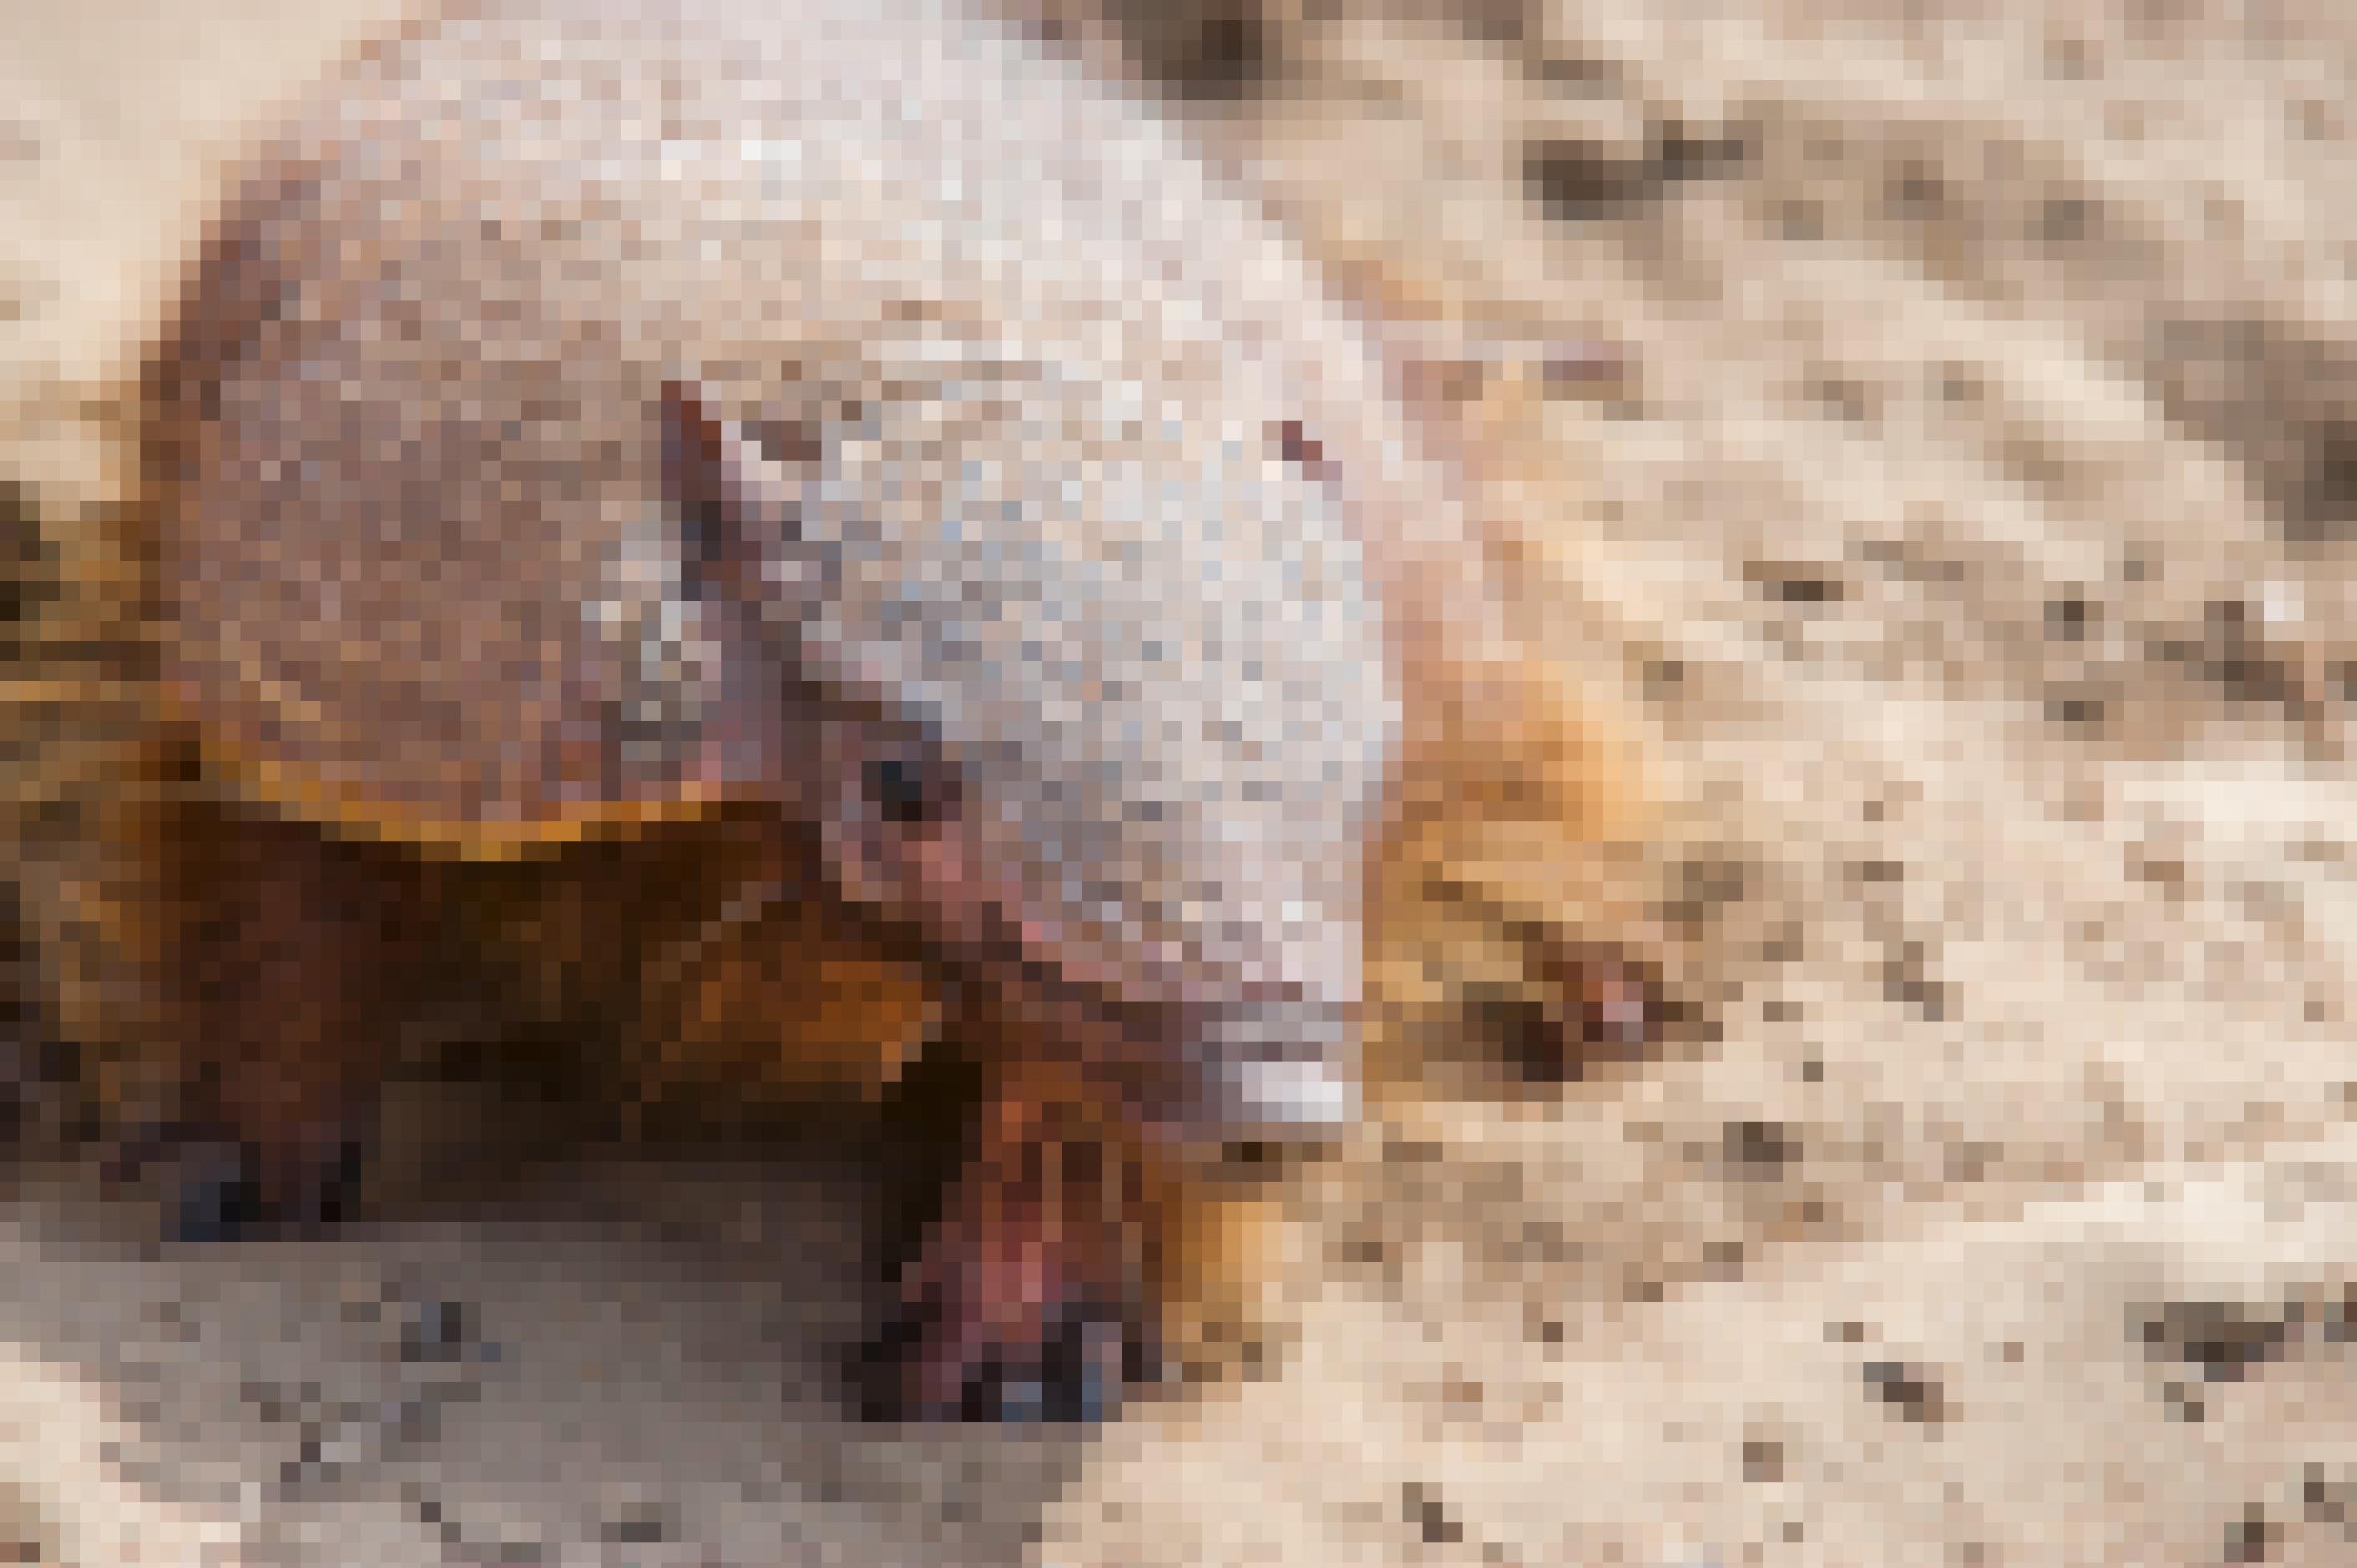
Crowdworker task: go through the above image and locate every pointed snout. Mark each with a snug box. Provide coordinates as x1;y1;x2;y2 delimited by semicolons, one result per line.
1176;996;1362;1150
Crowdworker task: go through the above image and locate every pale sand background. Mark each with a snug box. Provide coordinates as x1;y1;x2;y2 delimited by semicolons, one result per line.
5;2;2357;1563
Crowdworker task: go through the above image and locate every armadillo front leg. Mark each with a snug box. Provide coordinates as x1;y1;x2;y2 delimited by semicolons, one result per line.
867;1054;1164;1423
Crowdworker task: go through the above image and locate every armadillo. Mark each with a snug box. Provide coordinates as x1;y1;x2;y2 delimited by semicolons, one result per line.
137;0;1513;1421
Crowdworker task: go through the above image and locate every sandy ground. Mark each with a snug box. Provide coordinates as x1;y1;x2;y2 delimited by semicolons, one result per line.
7;1;2357;1563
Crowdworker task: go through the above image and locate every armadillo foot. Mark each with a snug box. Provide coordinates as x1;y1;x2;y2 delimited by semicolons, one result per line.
854;1098;1163;1423
859;1260;1146;1424
109;1121;368;1244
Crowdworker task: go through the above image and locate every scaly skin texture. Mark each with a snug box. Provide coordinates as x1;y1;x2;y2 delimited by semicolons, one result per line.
128;0;1547;1419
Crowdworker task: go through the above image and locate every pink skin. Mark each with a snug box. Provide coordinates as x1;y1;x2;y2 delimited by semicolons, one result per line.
841;770;1168;1417
883;1042;1150;1423
896;1092;1080;1419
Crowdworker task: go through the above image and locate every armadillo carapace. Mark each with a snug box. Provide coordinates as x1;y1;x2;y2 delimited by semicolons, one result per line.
138;0;1468;1419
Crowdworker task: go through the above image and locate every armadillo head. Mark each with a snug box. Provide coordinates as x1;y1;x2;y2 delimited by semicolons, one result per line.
659;333;1399;1149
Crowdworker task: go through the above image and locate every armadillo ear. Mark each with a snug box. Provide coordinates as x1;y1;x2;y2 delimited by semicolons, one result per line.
659;377;827;627
652;378;806;797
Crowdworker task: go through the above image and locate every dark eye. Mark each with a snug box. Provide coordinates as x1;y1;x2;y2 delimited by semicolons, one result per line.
866;750;951;827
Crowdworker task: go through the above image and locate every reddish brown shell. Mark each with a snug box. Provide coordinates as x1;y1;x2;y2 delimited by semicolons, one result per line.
147;110;763;856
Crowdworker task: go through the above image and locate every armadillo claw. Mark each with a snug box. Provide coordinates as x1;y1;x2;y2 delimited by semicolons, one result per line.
853;1211;1156;1425
108;1123;368;1244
